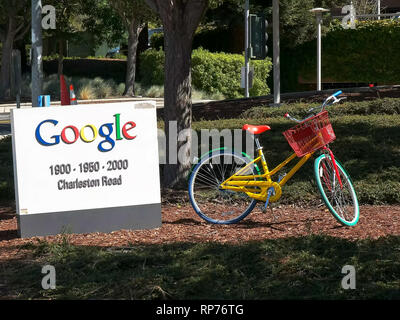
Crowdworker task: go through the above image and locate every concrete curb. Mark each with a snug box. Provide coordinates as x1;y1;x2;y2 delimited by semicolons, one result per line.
0;97;214;114
0;97;163;113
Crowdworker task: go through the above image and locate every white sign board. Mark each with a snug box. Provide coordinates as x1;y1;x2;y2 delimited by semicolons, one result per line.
11;101;161;237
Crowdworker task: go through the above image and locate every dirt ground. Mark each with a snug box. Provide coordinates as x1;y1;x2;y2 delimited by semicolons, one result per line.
1;199;400;262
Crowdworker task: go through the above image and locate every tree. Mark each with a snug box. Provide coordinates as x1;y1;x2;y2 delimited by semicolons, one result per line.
42;0;82;76
144;0;210;188
352;0;380;15
143;0;353;187
108;0;154;96
84;0;155;96
80;0;126;49
0;0;30;101
42;0;81;76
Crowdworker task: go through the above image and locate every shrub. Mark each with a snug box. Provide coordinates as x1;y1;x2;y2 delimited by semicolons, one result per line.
140;48;272;99
150;32;164;49
100;79;116;98
21;75;125;101
144;85;164;98
192;89;226;101
289;19;400;87
79;85;96;100
116;83;126;96
241;98;400;119
139;49;165;86
192;111;400;205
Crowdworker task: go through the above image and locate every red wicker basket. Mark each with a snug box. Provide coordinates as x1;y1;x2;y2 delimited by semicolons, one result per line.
283;111;336;157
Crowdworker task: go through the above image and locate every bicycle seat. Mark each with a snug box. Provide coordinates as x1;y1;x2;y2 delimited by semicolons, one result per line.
242;124;271;135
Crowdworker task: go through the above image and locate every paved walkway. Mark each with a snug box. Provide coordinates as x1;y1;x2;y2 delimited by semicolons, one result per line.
0;97;164;114
0;96;214;115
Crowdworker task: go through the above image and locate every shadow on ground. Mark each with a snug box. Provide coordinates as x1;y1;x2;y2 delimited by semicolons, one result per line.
1;234;400;300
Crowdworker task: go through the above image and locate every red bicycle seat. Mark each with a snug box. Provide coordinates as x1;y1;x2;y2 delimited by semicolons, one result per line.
242;124;271;135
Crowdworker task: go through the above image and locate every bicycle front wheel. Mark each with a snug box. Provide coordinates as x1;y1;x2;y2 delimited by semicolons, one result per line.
188;151;258;224
314;153;359;226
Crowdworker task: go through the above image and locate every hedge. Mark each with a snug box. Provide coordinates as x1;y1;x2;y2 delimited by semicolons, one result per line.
43;58;126;83
192;100;400;205
287;19;400;90
241;97;400;119
322;20;400;83
139;48;272;98
281;20;400;92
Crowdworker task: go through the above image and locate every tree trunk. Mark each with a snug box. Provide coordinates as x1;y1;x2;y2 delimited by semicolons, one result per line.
0;20;16;101
123;21;142;97
16;40;28;74
145;0;208;188
58;39;64;76
162;31;194;188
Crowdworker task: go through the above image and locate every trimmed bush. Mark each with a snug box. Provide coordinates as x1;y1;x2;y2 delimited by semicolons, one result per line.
139;49;165;87
43;58;126;83
192;111;400;205
150;32;164;50
287;19;400;90
140;48;272;99
241;98;400;119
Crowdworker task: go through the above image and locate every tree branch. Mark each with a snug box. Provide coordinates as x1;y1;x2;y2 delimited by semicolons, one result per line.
183;0;209;37
109;1;130;28
0;28;5;42
15;21;30;41
145;0;159;14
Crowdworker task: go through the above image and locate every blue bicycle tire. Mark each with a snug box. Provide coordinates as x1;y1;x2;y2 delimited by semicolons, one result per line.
188;150;258;224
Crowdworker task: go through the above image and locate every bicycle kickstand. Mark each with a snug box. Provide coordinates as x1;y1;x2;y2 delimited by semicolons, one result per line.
261;173;286;213
261;188;274;213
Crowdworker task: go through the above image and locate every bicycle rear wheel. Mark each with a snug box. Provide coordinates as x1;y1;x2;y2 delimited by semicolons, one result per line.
188;151;258;224
314;153;359;226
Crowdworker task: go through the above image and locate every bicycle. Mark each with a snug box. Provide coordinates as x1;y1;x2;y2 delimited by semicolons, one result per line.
188;91;360;226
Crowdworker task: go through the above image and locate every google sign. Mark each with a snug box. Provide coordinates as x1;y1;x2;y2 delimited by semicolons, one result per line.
35;114;137;152
12;102;161;238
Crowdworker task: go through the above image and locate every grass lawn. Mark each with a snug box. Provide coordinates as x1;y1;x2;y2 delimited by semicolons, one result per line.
2;235;400;299
1;98;400;300
191;99;400;205
2;98;400;205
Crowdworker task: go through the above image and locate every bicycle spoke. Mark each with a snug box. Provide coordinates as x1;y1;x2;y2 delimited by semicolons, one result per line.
190;152;257;224
316;155;358;225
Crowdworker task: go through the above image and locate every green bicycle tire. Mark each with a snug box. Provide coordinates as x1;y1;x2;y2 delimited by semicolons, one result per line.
314;154;360;226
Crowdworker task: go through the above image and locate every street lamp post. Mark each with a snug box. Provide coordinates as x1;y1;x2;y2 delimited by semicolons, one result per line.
378;0;381;20
310;8;329;92
272;0;280;105
32;0;43;107
244;0;250;98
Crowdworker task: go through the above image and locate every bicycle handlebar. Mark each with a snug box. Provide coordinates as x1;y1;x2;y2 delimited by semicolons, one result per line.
332;90;342;97
284;90;345;123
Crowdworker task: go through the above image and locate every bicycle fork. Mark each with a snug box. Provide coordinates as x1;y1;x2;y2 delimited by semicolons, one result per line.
323;146;343;189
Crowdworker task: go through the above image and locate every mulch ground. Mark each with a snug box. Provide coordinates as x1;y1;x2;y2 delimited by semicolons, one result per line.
1;199;400;262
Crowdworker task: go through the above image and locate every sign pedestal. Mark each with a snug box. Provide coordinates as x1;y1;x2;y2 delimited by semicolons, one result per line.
17;203;161;238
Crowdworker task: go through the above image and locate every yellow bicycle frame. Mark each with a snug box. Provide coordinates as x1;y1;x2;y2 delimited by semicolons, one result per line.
220;148;314;202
